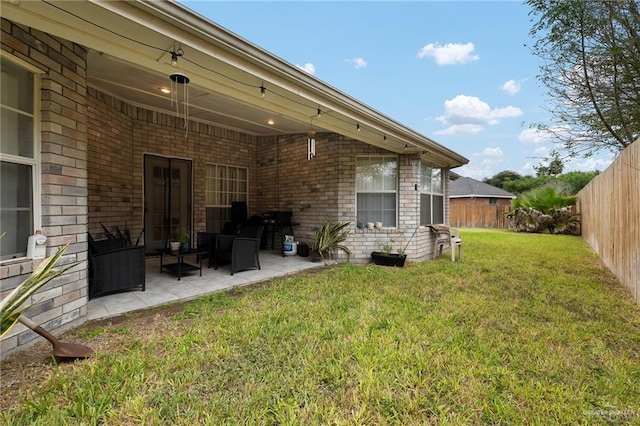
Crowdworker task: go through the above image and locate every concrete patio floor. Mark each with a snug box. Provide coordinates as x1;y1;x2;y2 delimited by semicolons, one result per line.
87;250;323;321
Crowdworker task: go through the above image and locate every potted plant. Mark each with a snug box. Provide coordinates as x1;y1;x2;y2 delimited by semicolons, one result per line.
371;227;418;267
170;228;190;252
311;220;351;264
371;240;407;267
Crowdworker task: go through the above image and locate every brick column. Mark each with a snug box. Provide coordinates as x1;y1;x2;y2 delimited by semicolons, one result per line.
0;19;88;355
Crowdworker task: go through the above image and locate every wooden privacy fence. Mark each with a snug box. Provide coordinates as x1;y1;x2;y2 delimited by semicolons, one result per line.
450;204;511;229
578;139;639;304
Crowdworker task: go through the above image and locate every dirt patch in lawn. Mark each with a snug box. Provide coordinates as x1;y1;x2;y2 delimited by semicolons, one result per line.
0;301;189;411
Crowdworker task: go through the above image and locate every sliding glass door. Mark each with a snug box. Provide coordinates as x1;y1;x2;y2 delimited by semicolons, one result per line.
144;155;192;254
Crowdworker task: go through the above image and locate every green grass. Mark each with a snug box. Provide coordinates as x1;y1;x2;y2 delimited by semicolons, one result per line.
3;229;640;425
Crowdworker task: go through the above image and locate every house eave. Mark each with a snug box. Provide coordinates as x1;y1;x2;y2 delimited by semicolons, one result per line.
1;0;468;167
133;1;469;167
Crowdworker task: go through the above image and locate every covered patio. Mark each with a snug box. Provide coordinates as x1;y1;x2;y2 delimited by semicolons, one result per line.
88;250;322;321
1;0;467;355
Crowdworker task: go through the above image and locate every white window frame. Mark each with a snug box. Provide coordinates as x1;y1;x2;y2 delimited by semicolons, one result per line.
0;54;42;263
356;155;398;228
205;163;248;208
204;163;248;232
419;163;445;225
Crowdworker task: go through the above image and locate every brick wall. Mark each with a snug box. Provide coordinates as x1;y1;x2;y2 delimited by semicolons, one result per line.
87;90;259;241
1;19;88;355
255;135;446;261
86;89;135;237
254;133;343;246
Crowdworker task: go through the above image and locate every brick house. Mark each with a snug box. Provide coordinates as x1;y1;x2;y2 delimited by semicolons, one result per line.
0;1;468;354
449;176;516;228
450;176;516;207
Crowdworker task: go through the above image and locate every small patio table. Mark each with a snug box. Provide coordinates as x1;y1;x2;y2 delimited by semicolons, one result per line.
157;249;206;280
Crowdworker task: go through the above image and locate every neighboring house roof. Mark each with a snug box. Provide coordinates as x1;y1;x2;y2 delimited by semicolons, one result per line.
1;0;468;168
450;176;516;199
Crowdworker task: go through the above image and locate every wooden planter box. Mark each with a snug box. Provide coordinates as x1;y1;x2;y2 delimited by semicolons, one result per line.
371;251;407;267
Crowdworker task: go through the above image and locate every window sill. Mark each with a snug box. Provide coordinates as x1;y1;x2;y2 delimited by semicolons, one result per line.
0;258;42;280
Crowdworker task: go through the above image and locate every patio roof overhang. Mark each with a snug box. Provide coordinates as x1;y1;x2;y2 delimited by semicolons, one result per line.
2;0;468;168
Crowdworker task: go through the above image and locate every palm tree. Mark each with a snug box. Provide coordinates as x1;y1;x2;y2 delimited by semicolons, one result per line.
509;185;579;234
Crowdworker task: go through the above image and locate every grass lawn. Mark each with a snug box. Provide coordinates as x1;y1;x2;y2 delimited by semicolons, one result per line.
2;229;639;425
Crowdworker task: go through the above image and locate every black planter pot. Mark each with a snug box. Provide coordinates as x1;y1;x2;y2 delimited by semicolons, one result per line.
371;251;407;267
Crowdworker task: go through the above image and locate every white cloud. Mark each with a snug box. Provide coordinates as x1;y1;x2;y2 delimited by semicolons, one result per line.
416;42;479;65
457;159;501;180
482;147;503;157
565;156;613;172
519;161;536;175
434;123;484;136
456;163;489;180
435;95;522;134
534;146;550;155
456;147;505;179
296;63;316;75
346;57;367;69
501;79;525;95
518;128;546;144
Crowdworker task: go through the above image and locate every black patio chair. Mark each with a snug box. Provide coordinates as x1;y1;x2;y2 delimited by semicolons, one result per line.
214;224;264;275
88;234;145;299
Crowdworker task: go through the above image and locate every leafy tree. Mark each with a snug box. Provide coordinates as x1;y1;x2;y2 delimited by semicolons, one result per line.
527;0;640;157
485;168;600;196
502;175;550;195
534;151;564;177
483;170;522;189
557;170;600;193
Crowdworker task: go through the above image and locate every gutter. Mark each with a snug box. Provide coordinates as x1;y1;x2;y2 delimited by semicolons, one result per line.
450;194;517;199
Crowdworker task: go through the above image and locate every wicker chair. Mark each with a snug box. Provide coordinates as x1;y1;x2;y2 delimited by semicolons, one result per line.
214;225;264;275
88;234;145;299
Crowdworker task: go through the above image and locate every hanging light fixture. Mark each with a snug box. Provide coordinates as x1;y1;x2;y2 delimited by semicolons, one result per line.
170;45;184;67
260;83;266;98
356;123;361;132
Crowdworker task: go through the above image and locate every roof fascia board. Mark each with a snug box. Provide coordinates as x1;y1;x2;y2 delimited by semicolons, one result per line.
450;195;517;199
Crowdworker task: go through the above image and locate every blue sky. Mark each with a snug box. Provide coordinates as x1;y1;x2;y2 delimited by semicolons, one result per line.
180;1;614;180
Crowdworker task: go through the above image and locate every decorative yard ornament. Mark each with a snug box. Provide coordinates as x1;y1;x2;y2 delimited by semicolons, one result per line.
307;130;316;160
170;71;190;138
168;45;190;138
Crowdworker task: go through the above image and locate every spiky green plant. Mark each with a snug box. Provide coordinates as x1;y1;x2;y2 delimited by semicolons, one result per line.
508;185;579;234
0;244;75;337
312;221;351;264
512;184;577;213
